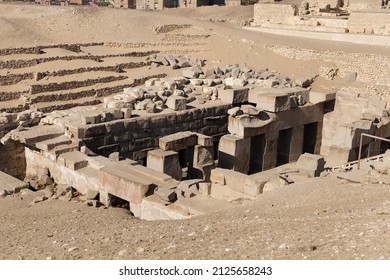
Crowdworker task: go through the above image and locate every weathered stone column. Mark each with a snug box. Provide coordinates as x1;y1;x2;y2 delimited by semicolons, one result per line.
289;125;304;162
262;131;278;171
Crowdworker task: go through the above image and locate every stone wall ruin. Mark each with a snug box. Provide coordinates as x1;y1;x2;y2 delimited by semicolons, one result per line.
1;43;390;221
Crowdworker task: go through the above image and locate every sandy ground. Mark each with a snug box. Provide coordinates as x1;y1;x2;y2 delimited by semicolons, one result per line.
1;174;389;260
0;3;390;260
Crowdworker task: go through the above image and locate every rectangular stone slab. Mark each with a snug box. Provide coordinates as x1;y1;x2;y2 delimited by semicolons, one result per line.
159;131;197;151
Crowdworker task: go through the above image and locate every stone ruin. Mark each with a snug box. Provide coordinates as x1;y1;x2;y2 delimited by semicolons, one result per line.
252;1;390;37
1;48;390;221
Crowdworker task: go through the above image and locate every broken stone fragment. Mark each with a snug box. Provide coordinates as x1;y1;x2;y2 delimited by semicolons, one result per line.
55;184;72;197
155;187;177;203
262;177;288;193
30;195;48;205
177;57;191;68
84;200;103;208
295;77;313;88
241;104;261;116
165;55;179;69
59;190;73;202
228;107;244;117
135;99;152;111
182;67;203;79
109;152;120;161
166;95;187;111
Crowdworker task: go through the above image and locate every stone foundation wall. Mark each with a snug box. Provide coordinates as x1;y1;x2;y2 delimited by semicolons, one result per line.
81;104;231;160
253;4;298;26
0;139;26;180
347;10;390;35
0;43;104;56
0;62;148;86
0;91;26;102
29;75;127;95
348;0;383;10
0;51;157;70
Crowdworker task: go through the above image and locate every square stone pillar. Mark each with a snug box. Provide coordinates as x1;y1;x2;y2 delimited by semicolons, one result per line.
262;131;278;171
218;134;250;174
314;120;323;155
289;125;304;162
147;149;182;180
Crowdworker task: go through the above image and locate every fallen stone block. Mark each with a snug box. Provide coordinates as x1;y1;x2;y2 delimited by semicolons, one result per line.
147;149;182;181
219;88;249;105
182;67;203;79
55;184;72;197
228;107;243;117
262;177;288;193
177;179;202;198
166;95;187;111
0;171;28;195
154;187;177;202
99;166;157;217
244;177;266;196
296;153;325;177
241;104;261;116
295;77;313;88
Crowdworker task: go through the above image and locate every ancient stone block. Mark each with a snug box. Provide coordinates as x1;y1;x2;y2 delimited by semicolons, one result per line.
196;133;214;147
0;171;28;195
154;187;177;202
210;168;226;185
166;95;187;111
147;149;182;181
193;145;214;166
296;153;325;177
35;135;72;151
309;91;336;104
99;166;157;217
182;67;203;79
218;134;250;174
58;151;88;171
244;177;266;196
159;131;197;151
219;88;249;105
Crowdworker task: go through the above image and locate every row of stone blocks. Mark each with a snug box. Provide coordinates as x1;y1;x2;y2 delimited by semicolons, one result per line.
0;61;148;87
29;75;128;95
79;104;231;156
0;42;104;56
0;51;158;70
